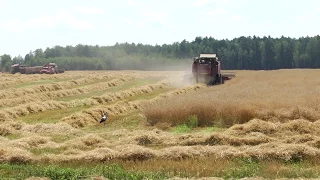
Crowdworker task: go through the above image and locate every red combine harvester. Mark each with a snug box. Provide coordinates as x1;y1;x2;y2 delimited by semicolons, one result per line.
11;63;65;74
184;54;235;86
40;63;64;74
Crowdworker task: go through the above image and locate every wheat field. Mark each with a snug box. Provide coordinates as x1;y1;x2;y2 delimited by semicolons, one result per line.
1;69;320;179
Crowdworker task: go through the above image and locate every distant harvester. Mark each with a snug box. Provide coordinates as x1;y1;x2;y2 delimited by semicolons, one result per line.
11;63;65;74
183;54;236;86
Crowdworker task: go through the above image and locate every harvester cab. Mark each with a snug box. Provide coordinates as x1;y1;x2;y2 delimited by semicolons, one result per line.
192;54;235;86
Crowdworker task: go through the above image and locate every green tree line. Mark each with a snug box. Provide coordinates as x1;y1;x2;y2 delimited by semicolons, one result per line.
1;35;320;72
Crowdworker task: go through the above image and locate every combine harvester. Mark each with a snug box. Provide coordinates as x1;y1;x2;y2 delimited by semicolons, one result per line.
183;54;236;86
11;63;65;74
40;63;65;74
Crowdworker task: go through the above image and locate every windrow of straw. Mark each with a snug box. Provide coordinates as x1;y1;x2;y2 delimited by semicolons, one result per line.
95;119;320;148
95;119;320;147
3;118;320;163
0;100;68;121
62;101;140;128
0;78;170;122
5;118;320;158
228;119;320;137
91;80;171;104
2;142;320;163
0;75;147;107
0;124;13;136
0;111;13;122
0;74;132;100
0;73;79;89
61;83;207;128
0;145;34;164
61;81;172;127
0;72;101;90
0;70;180;90
21;122;81;135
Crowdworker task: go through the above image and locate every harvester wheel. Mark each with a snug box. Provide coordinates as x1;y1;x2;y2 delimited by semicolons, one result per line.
195;74;199;84
220;74;224;84
207;76;215;86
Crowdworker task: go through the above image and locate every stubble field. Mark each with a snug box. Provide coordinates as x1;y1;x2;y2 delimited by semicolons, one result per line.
1;69;320;179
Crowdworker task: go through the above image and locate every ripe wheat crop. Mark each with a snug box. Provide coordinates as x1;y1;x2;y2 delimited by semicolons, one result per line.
142;70;320;128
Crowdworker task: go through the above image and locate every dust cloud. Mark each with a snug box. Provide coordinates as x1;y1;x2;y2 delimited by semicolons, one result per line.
136;60;197;89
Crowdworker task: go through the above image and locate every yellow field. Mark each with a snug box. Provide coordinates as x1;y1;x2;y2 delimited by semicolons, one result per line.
1;69;320;179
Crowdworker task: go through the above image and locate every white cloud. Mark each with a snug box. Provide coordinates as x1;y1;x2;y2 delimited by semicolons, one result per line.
72;6;104;15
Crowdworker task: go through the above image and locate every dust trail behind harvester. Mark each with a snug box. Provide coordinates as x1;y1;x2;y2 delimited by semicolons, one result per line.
114;56;195;88
158;61;198;89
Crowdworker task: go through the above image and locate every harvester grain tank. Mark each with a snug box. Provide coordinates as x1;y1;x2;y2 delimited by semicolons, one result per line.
184;54;235;85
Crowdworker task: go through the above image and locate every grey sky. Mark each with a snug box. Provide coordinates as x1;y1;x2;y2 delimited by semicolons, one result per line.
0;0;319;57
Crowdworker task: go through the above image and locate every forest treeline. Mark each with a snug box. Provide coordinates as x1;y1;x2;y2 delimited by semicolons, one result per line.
1;35;320;72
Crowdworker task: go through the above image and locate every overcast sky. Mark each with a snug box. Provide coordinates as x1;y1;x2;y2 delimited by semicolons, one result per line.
0;0;319;57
